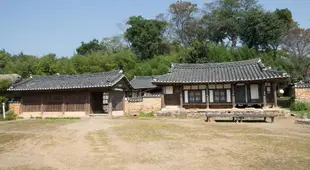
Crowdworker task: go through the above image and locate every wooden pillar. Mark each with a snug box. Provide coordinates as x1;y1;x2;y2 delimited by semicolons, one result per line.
161;86;165;109
62;95;66;115
232;84;236;108
85;92;90;115
19;97;23;115
206;85;209;109
263;83;267;108
245;84;248;103
40;95;44;116
273;82;278;107
108;91;112;117
180;86;183;109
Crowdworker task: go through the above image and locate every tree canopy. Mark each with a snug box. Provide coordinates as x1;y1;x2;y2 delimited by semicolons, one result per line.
0;0;308;83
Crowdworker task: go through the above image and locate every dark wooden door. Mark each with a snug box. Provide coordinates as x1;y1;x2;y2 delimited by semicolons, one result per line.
111;91;124;111
235;85;246;103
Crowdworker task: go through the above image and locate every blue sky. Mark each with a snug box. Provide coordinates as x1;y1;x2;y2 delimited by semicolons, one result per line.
1;0;309;57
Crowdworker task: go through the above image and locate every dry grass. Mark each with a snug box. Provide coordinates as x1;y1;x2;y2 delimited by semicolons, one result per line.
0;166;56;170
0;119;79;131
0;133;28;153
0;117;310;170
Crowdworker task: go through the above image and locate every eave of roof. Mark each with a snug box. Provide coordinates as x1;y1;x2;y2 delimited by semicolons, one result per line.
152;58;290;84
7;70;131;91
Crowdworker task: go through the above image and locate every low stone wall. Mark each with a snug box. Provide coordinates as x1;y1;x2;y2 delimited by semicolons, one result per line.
124;97;162;115
295;88;310;101
20;111;87;118
156;108;290;118
8;102;21;114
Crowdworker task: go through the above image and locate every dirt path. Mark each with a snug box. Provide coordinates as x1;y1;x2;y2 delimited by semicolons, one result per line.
0;117;309;170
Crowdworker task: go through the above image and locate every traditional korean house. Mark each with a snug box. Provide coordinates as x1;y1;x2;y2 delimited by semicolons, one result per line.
152;59;289;109
129;76;162;98
6;70;132;117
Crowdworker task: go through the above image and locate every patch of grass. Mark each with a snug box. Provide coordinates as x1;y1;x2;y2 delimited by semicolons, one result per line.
0;133;28;153
0;119;79;131
292;110;310;118
44;117;80;120
139;112;154;117
86;130;108;152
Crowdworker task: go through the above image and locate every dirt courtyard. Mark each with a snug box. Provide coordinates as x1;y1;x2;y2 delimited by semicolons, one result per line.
0;117;309;170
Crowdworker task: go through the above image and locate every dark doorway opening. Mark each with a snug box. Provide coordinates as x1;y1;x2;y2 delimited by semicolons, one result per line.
90;92;108;114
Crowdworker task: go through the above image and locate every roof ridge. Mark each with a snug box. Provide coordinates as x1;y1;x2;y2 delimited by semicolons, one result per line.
171;58;261;68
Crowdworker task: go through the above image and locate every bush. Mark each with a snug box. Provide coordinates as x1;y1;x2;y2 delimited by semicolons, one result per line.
0;111;17;121
139;112;154;117
290;101;309;111
35;116;43;119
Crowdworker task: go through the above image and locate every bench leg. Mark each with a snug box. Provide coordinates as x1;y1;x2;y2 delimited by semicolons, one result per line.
204;116;208;122
232;117;235;122
271;117;274;123
240;118;243;123
264;117;266;121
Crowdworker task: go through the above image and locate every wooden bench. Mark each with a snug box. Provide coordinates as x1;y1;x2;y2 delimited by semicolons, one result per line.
204;112;275;123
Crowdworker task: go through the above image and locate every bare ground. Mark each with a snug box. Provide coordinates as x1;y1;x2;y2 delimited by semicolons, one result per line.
0;117;309;170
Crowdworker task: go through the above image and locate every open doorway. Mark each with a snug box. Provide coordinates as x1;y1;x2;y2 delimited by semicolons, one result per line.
90;92;108;114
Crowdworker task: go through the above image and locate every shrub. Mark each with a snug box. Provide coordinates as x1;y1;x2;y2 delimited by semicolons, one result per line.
139;112;154;117
0;111;17;121
290;101;309;111
35;116;43;119
17;116;24;119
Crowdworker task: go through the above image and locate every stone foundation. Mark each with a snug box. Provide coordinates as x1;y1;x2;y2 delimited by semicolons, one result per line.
156;108;290;118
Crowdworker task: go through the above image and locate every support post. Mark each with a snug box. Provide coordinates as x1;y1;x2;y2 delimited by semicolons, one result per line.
19;97;23;115
108;92;112;117
206;85;209;109
273;82;278;108
40;95;44;117
85;92;90;115
245;84;248;103
2;102;5;119
62;95;66;115
180;86;183;109
232;84;235;108
263;83;267;108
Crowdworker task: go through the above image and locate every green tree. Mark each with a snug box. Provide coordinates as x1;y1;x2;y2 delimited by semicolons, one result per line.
124;16;170;60
76;39;106;55
37;53;58;75
203;0;260;47
281;28;310;81
168;1;201;45
0;50;12;74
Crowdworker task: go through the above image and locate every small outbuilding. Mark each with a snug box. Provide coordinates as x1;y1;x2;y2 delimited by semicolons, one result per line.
6;70;132;117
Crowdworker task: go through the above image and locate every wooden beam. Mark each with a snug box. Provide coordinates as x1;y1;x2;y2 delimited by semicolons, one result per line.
180;86;183;109
206;85;209;109
263;83;267;108
19;97;23;115
273;82;278;107
62;95;66;115
40;95;43;116
245;84;248;103
108;91;112;117
232;84;235;108
85;92;90;115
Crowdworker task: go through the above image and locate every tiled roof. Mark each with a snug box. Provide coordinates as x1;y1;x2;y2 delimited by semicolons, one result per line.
153;59;289;84
295;83;310;88
130;76;158;89
8;70;129;91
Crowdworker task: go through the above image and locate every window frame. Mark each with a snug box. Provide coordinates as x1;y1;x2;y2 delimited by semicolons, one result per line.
188;90;203;104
